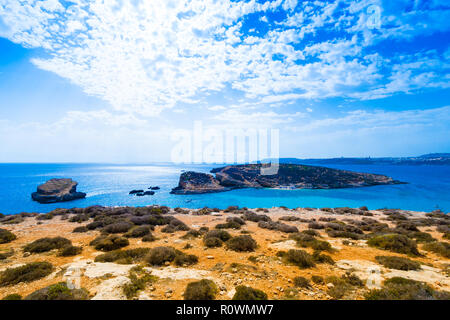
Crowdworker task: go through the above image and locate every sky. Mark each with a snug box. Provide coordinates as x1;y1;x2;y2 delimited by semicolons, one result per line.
0;0;449;163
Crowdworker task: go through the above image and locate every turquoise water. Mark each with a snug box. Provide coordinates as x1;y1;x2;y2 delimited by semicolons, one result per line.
0;163;449;214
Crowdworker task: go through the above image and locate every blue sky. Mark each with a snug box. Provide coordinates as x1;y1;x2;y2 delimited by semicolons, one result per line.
0;0;449;163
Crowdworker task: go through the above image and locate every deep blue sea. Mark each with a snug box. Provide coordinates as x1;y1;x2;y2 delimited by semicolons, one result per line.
0;163;449;215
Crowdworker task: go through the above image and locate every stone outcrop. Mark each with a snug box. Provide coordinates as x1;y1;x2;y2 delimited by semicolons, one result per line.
171;164;404;194
31;178;86;204
170;171;231;194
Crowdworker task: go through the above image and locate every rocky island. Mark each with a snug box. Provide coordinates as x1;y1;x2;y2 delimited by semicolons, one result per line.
170;164;404;195
31;178;86;204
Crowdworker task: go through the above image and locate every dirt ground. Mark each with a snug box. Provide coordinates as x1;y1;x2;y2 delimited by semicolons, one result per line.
0;207;449;300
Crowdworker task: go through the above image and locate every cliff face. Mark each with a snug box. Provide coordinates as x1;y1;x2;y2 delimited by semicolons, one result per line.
31;178;86;203
170;171;231;194
171;164;404;194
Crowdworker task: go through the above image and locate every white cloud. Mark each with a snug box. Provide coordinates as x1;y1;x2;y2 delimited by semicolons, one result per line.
0;0;449;117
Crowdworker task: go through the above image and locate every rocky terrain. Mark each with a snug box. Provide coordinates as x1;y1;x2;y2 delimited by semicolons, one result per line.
31;179;86;204
171;164;404;194
0;205;448;300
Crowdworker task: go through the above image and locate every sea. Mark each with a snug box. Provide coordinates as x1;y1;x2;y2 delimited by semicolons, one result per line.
0;163;449;215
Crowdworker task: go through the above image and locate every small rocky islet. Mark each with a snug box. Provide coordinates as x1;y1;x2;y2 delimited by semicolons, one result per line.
31;178;86;204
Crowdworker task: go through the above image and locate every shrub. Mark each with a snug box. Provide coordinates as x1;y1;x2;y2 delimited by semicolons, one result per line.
226;235;257;252
25;282;89;300
36;213;54;220
0;262;53;286
242;212;271;222
325;274;362;299
408;231;435;243
181;230;202;239
232;285;268;300
161;225;176;233
367;234;420;256
122;272;157;299
0;228;16;244
302;229;320;237
102;222;134;234
204;237;223;248
341;273;364;287
311;275;324;284
215;221;241;229
24;237;72;253
308;222;324;229
293;276;310;288
183;279;218;300
375;256;421;271
58;245;82;257
146;246;178;266
125;226;151;238
204;230;232;242
365;277;450;300
174;253;199;266
422;241;450;258
289;233;332;252
72;226;88;233
312;251;335;265
2;293;22;300
142;233;156;242
281;249;315;269
90;235;129;252
95;248;150;264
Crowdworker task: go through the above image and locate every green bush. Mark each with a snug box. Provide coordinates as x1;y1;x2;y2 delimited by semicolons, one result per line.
293;276;310;288
0;228;17;244
183;279;218;300
36;213;54;220
312;251;335;265
289;233;332;252
145;246;178;266
90;235;129;251
181;230;203;239
408;231;435;243
232;285;268;300
25;282;89;300
204;237;223;248
281;249;315;269
95;248;151;264
422;241;450;258
72;226;88;233
125;226;151;238
58;245;82;257
0;262;54;286
23;237;72;254
102;222;134;234
311;275;324;284
174;253;199;266
2;293;22;300
226;235;257;252
204;230;232;242
142;233;156;242
365;277;450;300
215;221;241;229
375;256;421;271
122;272;157;299
367;234;420;256
325;273;364;299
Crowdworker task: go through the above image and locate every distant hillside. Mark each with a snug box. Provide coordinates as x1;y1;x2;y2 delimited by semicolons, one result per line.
270;153;450;166
418;153;450;159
